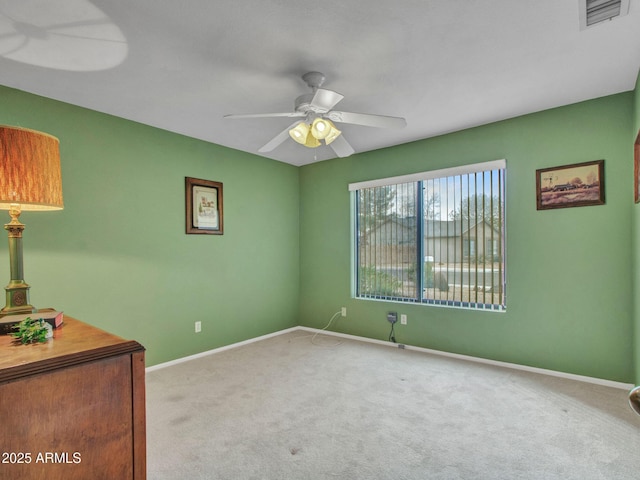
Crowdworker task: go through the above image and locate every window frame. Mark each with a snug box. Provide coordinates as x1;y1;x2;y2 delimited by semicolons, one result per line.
350;159;506;311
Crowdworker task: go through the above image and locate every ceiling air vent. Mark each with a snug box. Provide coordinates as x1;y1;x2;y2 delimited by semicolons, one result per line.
579;0;629;29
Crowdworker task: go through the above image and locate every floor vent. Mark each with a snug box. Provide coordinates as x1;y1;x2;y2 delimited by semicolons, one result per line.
579;0;629;29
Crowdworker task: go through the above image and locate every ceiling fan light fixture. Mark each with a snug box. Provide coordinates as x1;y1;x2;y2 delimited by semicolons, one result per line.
324;124;342;145
289;122;309;145
304;132;321;148
311;118;331;139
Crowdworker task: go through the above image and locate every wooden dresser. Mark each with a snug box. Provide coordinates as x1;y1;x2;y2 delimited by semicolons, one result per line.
0;315;146;480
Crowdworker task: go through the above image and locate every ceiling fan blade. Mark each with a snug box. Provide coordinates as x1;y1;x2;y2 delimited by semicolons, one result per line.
224;112;305;119
328;135;355;158
258;121;303;153
326;111;406;129
310;88;344;112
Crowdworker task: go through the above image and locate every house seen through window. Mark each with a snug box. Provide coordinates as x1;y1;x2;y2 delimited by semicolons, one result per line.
351;160;506;310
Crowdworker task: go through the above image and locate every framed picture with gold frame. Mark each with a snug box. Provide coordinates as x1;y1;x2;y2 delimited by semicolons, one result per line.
185;177;223;235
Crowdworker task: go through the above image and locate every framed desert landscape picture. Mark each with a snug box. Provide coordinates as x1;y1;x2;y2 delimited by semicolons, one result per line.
536;160;604;210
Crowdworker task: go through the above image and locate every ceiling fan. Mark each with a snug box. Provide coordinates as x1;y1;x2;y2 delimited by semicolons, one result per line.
224;72;406;158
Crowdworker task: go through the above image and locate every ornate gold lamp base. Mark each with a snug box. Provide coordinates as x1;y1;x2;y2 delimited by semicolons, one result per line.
1;206;36;316
2;283;35;316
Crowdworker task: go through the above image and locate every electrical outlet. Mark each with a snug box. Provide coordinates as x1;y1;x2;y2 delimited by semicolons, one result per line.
341;307;347;317
387;312;397;324
400;314;407;325
195;321;202;333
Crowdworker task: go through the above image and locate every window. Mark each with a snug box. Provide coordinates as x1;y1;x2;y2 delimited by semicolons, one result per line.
351;160;506;310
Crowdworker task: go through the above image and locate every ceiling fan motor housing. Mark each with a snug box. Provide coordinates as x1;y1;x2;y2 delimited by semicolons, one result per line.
294;93;328;115
302;71;325;89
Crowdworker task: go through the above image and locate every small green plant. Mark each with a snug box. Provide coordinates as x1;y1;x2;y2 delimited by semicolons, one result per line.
11;317;49;344
358;265;402;297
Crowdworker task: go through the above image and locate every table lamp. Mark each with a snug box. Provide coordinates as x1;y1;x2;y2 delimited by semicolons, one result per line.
0;126;63;316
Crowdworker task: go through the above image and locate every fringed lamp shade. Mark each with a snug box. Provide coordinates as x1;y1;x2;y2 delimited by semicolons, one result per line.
0;126;63;211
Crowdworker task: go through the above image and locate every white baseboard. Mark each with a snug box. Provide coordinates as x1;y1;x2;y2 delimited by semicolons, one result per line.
296;327;634;390
146;326;634;390
145;327;300;373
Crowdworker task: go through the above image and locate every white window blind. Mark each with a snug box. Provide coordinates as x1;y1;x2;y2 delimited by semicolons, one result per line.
352;160;506;310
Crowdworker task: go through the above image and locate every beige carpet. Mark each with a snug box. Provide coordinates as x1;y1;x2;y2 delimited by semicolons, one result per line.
146;330;640;479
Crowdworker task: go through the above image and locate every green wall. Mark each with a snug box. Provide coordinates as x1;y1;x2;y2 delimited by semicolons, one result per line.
300;92;635;383
0;86;300;366
1;82;637;382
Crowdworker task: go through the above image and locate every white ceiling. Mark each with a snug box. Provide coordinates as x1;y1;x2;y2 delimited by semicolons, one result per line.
0;0;639;167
